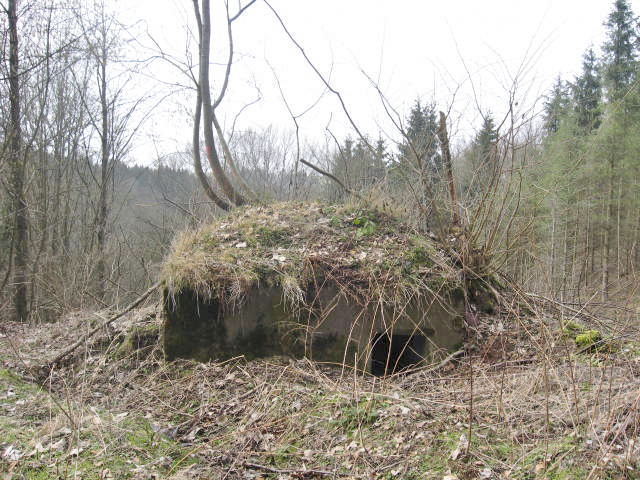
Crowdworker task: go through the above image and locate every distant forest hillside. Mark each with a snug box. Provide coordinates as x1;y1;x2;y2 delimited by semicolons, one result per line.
0;156;203;320
2;0;640;322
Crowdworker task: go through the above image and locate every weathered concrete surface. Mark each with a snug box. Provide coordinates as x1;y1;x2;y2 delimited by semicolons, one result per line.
164;283;465;373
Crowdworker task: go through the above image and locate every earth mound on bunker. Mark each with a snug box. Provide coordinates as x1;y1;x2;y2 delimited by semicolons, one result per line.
161;202;491;371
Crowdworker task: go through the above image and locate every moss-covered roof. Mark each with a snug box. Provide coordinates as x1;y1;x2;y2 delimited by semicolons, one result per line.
161;202;462;305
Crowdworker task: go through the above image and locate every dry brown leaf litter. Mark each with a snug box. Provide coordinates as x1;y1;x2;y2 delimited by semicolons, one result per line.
1;297;640;479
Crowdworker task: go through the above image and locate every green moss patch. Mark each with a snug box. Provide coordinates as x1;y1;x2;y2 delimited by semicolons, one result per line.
575;329;603;349
114;321;161;358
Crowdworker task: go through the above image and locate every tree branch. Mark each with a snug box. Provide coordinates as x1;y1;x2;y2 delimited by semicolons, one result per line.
300;158;363;201
44;281;162;370
263;0;374;154
244;461;350;477
193;88;232;210
196;0;246;206
212;111;259;202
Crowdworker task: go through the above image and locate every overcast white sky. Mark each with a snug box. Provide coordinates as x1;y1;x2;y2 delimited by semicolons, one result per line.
115;0;637;164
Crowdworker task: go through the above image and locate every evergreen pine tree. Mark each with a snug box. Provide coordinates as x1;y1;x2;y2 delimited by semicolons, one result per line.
329;135;387;201
573;47;602;130
602;0;637;100
371;136;389;182
396;99;441;183
462;113;499;197
543;77;571;135
474;114;499;163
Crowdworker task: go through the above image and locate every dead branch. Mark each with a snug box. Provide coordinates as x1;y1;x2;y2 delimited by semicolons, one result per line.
263;0;375;155
212;111;259;202
437;111;459;226
299;158;363;201
421;349;465;375
243;461;350;477
268;58;328;198
44;280;162;370
524;291;612;331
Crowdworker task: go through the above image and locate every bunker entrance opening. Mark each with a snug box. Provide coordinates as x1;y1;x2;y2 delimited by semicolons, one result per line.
370;333;426;376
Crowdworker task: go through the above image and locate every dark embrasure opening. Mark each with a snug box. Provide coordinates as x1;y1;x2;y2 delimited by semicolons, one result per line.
370;333;426;376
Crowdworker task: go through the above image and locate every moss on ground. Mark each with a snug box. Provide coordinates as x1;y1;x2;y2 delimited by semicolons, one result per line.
114;321;161;358
2;346;639;479
2;272;638;479
575;329;602;349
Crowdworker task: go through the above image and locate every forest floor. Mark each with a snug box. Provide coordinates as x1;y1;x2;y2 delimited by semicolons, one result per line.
1;296;640;479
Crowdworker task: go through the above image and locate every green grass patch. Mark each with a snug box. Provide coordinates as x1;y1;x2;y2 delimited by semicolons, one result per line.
333;397;384;433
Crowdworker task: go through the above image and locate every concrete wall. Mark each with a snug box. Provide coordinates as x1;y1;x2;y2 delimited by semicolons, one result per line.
163;283;465;373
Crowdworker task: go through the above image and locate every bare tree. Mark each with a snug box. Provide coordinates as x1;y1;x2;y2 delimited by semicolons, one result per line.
190;0;257;209
76;1;151;300
5;0;28;321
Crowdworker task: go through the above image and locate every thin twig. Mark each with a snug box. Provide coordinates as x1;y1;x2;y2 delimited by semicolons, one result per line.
244;461;350;477
263;0;375;155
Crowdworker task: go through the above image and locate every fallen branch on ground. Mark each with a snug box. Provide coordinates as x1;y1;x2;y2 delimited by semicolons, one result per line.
244;461;351;477
43;281;162;371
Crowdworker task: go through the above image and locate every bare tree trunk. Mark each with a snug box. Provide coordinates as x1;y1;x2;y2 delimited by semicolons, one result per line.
30;142;49;320
590;211;595;277
561;219;568;301
571;219;579;300
579;210;589;297
192;90;231;210
194;0;245;207
95;48;109;299
602;166;614;303
76;1;148;302
212;113;258;202
550;197;556;296
437;111;459;226
8;0;29;322
634;212;640;271
616;176;622;279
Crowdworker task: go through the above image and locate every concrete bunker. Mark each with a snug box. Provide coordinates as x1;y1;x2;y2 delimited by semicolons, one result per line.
162;203;472;374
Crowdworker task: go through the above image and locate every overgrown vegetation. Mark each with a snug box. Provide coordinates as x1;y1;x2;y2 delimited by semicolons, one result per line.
2;296;640;478
161;202;469;310
518;0;640;301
